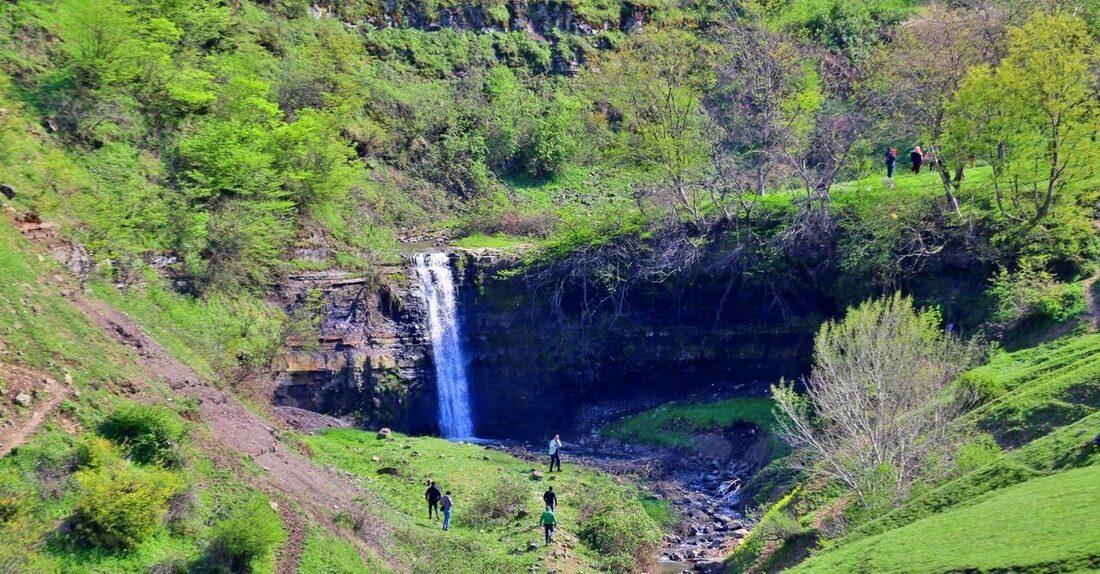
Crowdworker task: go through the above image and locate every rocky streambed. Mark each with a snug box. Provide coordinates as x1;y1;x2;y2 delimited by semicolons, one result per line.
491;433;763;574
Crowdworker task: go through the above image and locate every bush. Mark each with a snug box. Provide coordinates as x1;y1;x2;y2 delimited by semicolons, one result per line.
206;493;285;573
575;482;661;573
578;506;661;573
72;463;185;550
468;475;529;526
98;403;188;467
987;256;1086;329
0;469;32;524
956;434;1004;473
74;435;122;470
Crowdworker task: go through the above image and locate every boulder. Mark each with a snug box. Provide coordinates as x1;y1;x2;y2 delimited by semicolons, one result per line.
14;392;32;407
530;470;544;480
370;455;381;462
377;427;392;439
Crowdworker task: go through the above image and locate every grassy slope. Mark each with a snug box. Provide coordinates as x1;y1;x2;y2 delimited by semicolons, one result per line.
786;464;1100;574
765;334;1100;574
959;334;1100;447
602;397;782;450
0;222;291;573
301;428;662;574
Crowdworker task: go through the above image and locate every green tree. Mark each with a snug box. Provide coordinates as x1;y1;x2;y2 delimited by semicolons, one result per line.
946;14;1098;223
591;30;715;226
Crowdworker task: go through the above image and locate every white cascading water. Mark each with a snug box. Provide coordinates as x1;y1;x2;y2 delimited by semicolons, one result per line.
414;252;476;439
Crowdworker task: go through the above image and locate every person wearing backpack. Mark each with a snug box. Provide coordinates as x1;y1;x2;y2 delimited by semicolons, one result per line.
440;491;454;531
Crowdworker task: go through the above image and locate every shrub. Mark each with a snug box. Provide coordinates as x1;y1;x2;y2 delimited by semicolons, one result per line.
578;506;661;573
575;482;661;573
72;463;185;550
207;493;285;573
468;474;529;526
98;403;188;467
0;469;32;524
75;435;120;469
956;434;1004;473
987;256;1086;328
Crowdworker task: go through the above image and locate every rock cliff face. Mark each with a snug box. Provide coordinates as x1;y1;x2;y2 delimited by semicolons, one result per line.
314;0;655;35
274;251;822;439
452;252;820;438
273;269;438;433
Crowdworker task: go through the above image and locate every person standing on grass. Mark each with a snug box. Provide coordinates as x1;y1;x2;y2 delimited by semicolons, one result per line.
885;147;898;179
440;491;453;531
425;480;442;520
540;506;557;545
543;486;557;511
548;434;563;472
910;145;924;174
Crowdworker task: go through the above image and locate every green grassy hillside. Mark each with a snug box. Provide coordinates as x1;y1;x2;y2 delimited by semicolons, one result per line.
721;330;1100;574
301;429;663;574
786;464;1100;574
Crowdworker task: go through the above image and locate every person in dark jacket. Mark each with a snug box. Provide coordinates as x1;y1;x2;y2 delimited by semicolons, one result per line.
885;147;898;178
425;481;442;519
543;486;557;511
910;146;924;174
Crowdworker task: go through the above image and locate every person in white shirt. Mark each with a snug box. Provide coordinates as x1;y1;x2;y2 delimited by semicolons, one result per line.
548;434;563;472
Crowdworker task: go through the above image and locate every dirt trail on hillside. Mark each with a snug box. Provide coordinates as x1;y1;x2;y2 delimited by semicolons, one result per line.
71;296;401;573
1083;271;1100;332
0;365;72;458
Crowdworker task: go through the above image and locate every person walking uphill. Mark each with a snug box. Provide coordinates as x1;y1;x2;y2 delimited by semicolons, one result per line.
543;486;557;511
885;147;898;178
540;506;557;545
910;146;924;174
440;491;453;531
425;481;442;520
548;434;563;472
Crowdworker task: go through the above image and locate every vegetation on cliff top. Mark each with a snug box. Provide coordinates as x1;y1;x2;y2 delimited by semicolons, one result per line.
0;0;1098;572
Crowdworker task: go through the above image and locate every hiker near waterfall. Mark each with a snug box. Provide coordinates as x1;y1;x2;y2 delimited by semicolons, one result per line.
426;480;442;519
440;491;453;531
540;506;558;545
548;434;563;472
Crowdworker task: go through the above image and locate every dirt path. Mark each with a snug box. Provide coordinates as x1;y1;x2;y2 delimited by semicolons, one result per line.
70;296;402;573
1082;271;1100;332
0;365;72;458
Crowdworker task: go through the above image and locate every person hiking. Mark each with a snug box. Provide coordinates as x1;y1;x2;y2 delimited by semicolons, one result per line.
910;146;924;174
885;147;898;178
540;506;557;545
543;486;557;511
548;434;563;472
440;491;453;531
425;481;442;520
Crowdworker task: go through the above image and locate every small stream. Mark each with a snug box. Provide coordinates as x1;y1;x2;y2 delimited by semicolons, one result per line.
490;439;753;574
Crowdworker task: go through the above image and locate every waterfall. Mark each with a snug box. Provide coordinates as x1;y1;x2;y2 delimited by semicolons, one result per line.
414;252;476;439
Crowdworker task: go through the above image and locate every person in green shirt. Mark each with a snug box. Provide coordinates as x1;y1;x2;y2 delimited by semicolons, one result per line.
540;506;557;545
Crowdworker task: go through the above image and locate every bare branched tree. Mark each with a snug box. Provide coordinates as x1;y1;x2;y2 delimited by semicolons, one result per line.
772;293;977;507
708;21;806;197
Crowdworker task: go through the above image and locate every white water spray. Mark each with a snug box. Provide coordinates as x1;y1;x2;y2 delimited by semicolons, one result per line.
414;252;475;439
